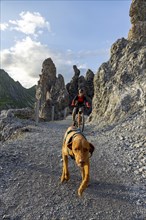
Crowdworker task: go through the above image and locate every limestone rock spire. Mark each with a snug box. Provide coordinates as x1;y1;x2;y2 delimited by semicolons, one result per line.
128;0;146;43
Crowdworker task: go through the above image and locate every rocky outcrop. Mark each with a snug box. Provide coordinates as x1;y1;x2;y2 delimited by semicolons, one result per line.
128;0;146;43
66;66;94;111
90;0;146;126
66;65;80;105
36;58;69;121
85;69;94;99
0;108;34;141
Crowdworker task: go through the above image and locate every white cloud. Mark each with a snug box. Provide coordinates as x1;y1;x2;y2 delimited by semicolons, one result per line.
1;11;111;88
1;37;110;88
0;23;9;31
9;11;51;36
1;37;77;88
1;35;109;88
1;37;49;87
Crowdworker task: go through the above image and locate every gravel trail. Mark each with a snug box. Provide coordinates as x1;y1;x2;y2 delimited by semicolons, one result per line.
0;115;145;220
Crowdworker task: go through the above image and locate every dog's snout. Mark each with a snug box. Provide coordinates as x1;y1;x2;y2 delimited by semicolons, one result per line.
79;159;85;166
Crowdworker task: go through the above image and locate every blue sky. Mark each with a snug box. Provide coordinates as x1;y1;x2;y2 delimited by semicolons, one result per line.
0;0;131;88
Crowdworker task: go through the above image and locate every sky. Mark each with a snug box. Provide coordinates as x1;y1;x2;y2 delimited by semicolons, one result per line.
0;0;131;88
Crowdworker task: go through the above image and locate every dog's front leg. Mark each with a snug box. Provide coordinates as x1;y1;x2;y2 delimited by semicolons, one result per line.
78;162;89;196
61;154;70;182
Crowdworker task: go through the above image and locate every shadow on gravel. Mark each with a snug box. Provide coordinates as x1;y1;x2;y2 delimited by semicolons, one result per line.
88;180;146;208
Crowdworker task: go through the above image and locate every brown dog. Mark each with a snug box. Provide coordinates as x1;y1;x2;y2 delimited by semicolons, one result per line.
61;126;95;196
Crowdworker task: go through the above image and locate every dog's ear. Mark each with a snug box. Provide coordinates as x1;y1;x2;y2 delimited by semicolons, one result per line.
89;143;95;156
67;142;72;150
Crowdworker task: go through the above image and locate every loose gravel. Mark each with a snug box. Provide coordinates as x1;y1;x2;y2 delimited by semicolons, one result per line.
0;112;145;220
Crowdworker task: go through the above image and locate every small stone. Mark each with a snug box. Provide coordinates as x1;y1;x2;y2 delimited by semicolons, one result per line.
136;199;142;206
119;136;124;140
134;170;139;175
2;215;11;220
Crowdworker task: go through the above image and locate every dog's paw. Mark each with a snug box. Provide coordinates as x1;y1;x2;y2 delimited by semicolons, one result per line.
61;176;65;183
78;188;83;196
61;173;70;182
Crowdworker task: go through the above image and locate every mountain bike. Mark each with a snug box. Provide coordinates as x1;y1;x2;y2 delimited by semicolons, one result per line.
74;107;85;132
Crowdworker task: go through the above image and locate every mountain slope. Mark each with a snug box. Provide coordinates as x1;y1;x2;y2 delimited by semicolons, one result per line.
0;69;36;110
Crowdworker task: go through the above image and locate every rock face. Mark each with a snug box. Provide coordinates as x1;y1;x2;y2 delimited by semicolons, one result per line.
66;65;80;105
66;65;94;112
128;0;146;43
36;58;69;121
90;0;146;125
85;69;94;99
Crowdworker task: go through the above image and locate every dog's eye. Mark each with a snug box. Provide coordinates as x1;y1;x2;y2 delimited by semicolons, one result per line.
74;148;79;151
83;148;88;152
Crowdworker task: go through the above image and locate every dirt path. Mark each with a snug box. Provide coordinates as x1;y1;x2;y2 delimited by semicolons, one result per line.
0;115;145;220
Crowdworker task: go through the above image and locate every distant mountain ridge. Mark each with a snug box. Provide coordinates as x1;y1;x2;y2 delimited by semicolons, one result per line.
0;69;36;110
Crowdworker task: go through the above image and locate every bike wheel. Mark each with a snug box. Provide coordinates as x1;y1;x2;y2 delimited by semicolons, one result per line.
80;112;85;132
74;114;78;127
77;112;85;132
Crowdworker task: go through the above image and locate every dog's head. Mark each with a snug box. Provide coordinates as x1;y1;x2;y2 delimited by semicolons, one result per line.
67;136;95;167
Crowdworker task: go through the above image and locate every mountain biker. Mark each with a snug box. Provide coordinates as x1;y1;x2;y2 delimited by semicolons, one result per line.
71;88;90;126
